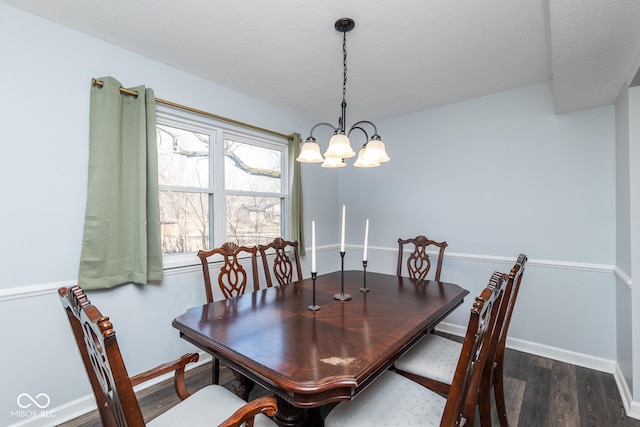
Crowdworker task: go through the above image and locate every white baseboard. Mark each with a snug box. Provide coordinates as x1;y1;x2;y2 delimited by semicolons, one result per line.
614;363;640;420
631;400;640;421
615;364;634;416
7;353;213;427
435;322;616;373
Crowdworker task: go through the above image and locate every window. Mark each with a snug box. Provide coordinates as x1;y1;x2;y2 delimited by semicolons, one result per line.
156;105;288;266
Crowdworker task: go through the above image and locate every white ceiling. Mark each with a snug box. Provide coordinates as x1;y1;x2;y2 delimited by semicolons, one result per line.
3;0;640;121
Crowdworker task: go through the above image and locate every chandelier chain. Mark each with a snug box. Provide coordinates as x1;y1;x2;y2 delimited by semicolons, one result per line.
342;31;348;105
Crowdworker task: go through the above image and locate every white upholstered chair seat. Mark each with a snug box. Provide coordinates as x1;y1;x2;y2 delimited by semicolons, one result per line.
148;384;276;427
394;333;462;385
324;370;446;427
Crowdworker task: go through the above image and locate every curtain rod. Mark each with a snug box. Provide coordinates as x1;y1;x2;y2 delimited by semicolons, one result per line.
91;78;290;139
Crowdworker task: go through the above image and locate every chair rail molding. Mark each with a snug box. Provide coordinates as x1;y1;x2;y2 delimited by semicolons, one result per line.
0;280;76;302
1;247;618;302
614;265;632;289
367;244;616;274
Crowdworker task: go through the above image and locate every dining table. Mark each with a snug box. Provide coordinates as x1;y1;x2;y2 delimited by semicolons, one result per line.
172;270;469;427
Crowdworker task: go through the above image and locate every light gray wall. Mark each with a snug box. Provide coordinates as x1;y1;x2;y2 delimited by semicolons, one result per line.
338;82;618;365
341;82;615;263
616;87;633;275
615;85;634;396
628;84;640;416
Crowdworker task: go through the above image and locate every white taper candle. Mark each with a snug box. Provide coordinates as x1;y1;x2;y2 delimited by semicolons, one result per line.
311;220;317;273
340;205;346;252
363;219;369;261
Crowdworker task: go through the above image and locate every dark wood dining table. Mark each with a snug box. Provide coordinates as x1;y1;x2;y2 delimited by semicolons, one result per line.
172;270;468;427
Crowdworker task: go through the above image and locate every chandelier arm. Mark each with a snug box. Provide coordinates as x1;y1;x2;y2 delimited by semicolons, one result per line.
348;120;379;137
308;122;339;139
347;126;369;146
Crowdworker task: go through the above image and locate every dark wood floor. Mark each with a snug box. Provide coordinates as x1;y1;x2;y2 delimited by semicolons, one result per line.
58;345;640;427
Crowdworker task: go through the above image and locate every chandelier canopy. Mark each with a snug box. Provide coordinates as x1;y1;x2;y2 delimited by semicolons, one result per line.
296;18;390;168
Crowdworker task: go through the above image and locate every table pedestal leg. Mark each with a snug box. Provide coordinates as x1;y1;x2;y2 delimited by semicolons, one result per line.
273;396;309;427
307;407;325;427
231;370;254;401
212;358;220;384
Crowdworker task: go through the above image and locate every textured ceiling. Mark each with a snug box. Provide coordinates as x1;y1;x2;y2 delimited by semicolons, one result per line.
3;0;640;121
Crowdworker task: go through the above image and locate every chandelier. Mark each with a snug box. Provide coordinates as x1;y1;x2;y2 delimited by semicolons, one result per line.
296;18;390;168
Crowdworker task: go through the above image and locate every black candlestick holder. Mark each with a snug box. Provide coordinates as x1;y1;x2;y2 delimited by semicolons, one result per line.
308;272;320;311
360;260;369;292
333;251;352;301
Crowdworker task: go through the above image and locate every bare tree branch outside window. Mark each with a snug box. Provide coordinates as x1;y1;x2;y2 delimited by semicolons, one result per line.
156;122;284;253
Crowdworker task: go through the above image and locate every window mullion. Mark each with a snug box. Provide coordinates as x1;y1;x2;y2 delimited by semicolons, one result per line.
212;129;226;247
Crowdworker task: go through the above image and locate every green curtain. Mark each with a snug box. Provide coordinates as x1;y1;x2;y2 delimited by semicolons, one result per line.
288;133;305;256
78;76;163;289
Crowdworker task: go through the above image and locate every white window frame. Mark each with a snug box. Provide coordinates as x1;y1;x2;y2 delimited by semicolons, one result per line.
156;104;289;269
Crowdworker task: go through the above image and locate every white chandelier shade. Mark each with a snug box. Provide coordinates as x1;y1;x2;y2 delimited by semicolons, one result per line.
361;138;390;163
325;133;356;158
321;156;347;168
354;147;380;168
297;140;324;163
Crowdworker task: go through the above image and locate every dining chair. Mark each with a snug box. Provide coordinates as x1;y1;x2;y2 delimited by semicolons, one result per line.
479;253;528;427
393;254;527;427
58;285;277;427
197;241;260;303
197;241;260;385
258;237;303;287
324;272;506;427
397;235;448;281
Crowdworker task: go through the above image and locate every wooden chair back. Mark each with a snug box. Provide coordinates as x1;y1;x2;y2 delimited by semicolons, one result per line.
197;242;259;302
397;235;448;281
59;286;146;426
441;271;506;426
478;254;528;426
258;238;303;287
496;254;527;362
